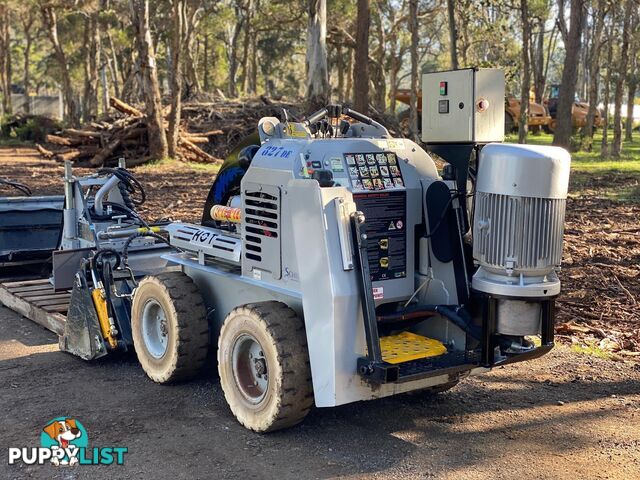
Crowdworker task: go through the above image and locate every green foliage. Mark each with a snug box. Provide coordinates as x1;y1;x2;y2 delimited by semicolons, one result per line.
571;341;613;360
0;115;62;143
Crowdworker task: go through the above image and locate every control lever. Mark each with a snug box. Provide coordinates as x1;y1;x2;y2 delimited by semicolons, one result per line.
342;106;373;125
304;108;328;126
339;120;350;136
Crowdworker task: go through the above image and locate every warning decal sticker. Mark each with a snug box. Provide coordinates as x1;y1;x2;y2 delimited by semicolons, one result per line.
353;190;407;282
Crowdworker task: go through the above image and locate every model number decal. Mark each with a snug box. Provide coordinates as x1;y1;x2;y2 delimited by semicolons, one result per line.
190;229;219;245
261;145;293;158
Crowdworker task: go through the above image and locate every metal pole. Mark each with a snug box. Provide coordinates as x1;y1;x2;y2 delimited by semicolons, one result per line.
62;161;79;249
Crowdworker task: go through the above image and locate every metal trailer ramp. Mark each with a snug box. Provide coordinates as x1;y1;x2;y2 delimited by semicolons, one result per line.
0;278;68;335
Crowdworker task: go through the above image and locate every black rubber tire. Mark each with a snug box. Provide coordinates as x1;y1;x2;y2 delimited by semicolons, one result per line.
218;301;313;432
131;271;209;384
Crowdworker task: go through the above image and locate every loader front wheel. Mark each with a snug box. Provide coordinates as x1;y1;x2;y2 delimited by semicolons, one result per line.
131;272;209;384
218;302;313;432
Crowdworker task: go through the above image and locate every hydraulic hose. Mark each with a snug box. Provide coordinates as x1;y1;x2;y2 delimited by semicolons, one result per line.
121;231;173;267
0;178;32;196
376;304;481;340
433;305;482;340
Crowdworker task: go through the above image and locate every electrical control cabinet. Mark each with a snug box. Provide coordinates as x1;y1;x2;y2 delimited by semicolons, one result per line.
421;68;505;144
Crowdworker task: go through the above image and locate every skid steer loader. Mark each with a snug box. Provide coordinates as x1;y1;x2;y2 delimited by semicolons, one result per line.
0;69;571;432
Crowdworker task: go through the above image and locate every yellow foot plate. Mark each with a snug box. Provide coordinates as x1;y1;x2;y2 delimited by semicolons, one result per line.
380;332;447;364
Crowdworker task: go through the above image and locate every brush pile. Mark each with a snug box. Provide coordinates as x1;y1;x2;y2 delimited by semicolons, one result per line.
179;96;302;159
36;96;404;167
36;97;222;167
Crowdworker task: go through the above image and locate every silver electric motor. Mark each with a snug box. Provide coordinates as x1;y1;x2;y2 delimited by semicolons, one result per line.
471;143;571;335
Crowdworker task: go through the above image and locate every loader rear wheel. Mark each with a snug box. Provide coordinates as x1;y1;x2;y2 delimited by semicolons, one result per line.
131;272;209;384
218;302;313;432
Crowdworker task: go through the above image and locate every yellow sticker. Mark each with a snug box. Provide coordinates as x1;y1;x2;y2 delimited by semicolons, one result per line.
287;123;309;138
387;139;405;150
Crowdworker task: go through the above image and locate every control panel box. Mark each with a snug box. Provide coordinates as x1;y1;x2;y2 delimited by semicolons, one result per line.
421;68;505;144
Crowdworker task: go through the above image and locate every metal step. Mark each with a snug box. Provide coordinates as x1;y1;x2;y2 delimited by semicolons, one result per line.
358;350;481;384
380;332;447;364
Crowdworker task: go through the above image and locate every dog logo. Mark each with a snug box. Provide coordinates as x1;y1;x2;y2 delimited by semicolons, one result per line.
8;417;127;467
40;417;88;466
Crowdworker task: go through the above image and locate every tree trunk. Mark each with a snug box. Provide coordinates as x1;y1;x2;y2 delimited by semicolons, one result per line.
21;13;35;114
168;0;184;159
353;0;370;112
389;56;399;114
250;31;257;94
552;0;586;149
600;19;614;158
625;66;637;142
83;13;100;122
227;5;244;98
345;48;354;102
306;0;329;107
532;16;546;104
129;0;168;159
409;0;419;140
336;44;345;102
240;0;253;95
100;65;110;114
182;5;202;97
41;6;79;126
446;0;458;70
371;7;386;112
203;33;209;92
611;0;633;157
518;0;531;144
581;0;607;151
107;31;122;98
388;25;401;114
0;4;12;115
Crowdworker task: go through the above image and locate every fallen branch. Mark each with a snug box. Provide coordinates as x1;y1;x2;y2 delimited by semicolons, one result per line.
110;97;144;117
35;143;54;159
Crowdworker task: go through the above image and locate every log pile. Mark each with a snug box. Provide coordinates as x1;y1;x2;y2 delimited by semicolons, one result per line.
36;96;404;167
180;96;403;160
36;97;222;167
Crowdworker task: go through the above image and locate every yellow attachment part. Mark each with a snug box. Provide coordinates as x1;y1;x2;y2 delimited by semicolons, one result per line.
137;226;162;234
380;332;447;364
91;288;118;349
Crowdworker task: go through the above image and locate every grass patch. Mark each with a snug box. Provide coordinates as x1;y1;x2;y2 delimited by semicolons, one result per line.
134;157;221;174
570;341;613;360
506;132;640;202
0;138;35;147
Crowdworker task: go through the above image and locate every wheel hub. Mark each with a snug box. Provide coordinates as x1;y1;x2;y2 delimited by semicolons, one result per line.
232;334;268;404
141;299;169;359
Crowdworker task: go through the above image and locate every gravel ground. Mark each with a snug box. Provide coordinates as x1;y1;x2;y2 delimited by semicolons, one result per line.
1;306;639;480
1;147;639;479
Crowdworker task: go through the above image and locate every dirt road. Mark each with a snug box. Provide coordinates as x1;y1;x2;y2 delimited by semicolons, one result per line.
1;306;638;480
